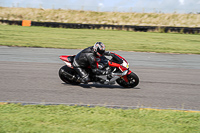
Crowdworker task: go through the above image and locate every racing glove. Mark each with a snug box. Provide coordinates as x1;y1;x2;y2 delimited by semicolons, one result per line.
104;51;114;57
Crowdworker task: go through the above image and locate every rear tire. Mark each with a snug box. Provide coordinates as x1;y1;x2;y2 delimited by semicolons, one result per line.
59;65;80;85
117;72;139;88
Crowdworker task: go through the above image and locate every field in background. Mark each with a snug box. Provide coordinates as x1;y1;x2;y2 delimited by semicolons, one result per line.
0;104;199;133
0;7;200;27
0;25;200;54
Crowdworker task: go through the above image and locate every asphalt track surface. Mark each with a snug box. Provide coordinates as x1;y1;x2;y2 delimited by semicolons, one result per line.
0;46;200;110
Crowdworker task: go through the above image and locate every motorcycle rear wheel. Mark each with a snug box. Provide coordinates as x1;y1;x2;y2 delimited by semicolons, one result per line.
116;72;139;88
59;65;80;85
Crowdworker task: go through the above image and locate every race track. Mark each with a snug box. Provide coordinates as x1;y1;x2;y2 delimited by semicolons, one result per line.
0;46;200;110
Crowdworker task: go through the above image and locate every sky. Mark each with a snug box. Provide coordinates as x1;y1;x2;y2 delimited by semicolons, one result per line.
1;0;200;13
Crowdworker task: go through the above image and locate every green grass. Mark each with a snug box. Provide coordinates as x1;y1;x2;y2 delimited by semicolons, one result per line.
0;25;200;54
0;104;199;133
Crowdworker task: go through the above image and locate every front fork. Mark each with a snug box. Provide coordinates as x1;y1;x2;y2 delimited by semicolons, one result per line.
122;70;132;83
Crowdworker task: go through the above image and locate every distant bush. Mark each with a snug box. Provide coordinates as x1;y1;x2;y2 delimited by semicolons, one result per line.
0;7;200;27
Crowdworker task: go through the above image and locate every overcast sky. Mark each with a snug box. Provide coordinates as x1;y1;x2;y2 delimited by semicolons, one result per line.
1;0;200;13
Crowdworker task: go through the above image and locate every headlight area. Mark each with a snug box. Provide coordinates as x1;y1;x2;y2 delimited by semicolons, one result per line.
122;61;129;69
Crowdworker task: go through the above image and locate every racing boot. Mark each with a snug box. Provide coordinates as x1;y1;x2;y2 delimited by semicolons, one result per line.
74;67;90;84
76;75;90;84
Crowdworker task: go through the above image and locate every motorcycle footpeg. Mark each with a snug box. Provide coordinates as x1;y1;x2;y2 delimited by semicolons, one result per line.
99;79;105;84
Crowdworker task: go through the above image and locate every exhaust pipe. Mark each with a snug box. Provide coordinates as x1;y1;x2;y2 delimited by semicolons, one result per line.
61;69;76;80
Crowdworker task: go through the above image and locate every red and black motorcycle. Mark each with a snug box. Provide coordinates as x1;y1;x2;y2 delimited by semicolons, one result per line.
59;52;139;88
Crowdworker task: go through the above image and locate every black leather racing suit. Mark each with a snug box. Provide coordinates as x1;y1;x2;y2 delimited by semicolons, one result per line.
72;46;109;82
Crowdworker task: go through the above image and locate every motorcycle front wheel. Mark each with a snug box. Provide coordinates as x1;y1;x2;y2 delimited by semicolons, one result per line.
116;72;139;88
59;65;80;85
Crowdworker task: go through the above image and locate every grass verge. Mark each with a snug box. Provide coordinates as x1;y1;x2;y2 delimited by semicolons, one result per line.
0;104;199;133
0;25;200;54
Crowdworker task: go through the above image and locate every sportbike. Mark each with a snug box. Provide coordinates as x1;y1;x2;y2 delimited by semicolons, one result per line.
59;52;139;88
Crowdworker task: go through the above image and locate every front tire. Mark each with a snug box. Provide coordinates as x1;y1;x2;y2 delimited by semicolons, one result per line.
116;72;139;88
59;65;80;85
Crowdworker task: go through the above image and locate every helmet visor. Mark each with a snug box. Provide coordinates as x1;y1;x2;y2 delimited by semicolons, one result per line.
97;47;105;56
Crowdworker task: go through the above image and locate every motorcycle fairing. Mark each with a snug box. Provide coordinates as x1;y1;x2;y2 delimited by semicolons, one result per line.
59;55;75;68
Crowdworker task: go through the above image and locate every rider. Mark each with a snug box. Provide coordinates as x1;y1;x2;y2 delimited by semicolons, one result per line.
72;42;113;83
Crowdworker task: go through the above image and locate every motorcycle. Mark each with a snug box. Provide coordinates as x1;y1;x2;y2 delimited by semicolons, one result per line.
59;52;139;88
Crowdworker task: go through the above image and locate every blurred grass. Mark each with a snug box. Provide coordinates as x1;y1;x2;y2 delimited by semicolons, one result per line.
0;25;200;54
0;7;200;27
0;104;199;133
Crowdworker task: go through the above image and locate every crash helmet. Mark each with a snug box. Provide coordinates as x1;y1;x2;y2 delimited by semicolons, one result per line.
93;42;105;57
